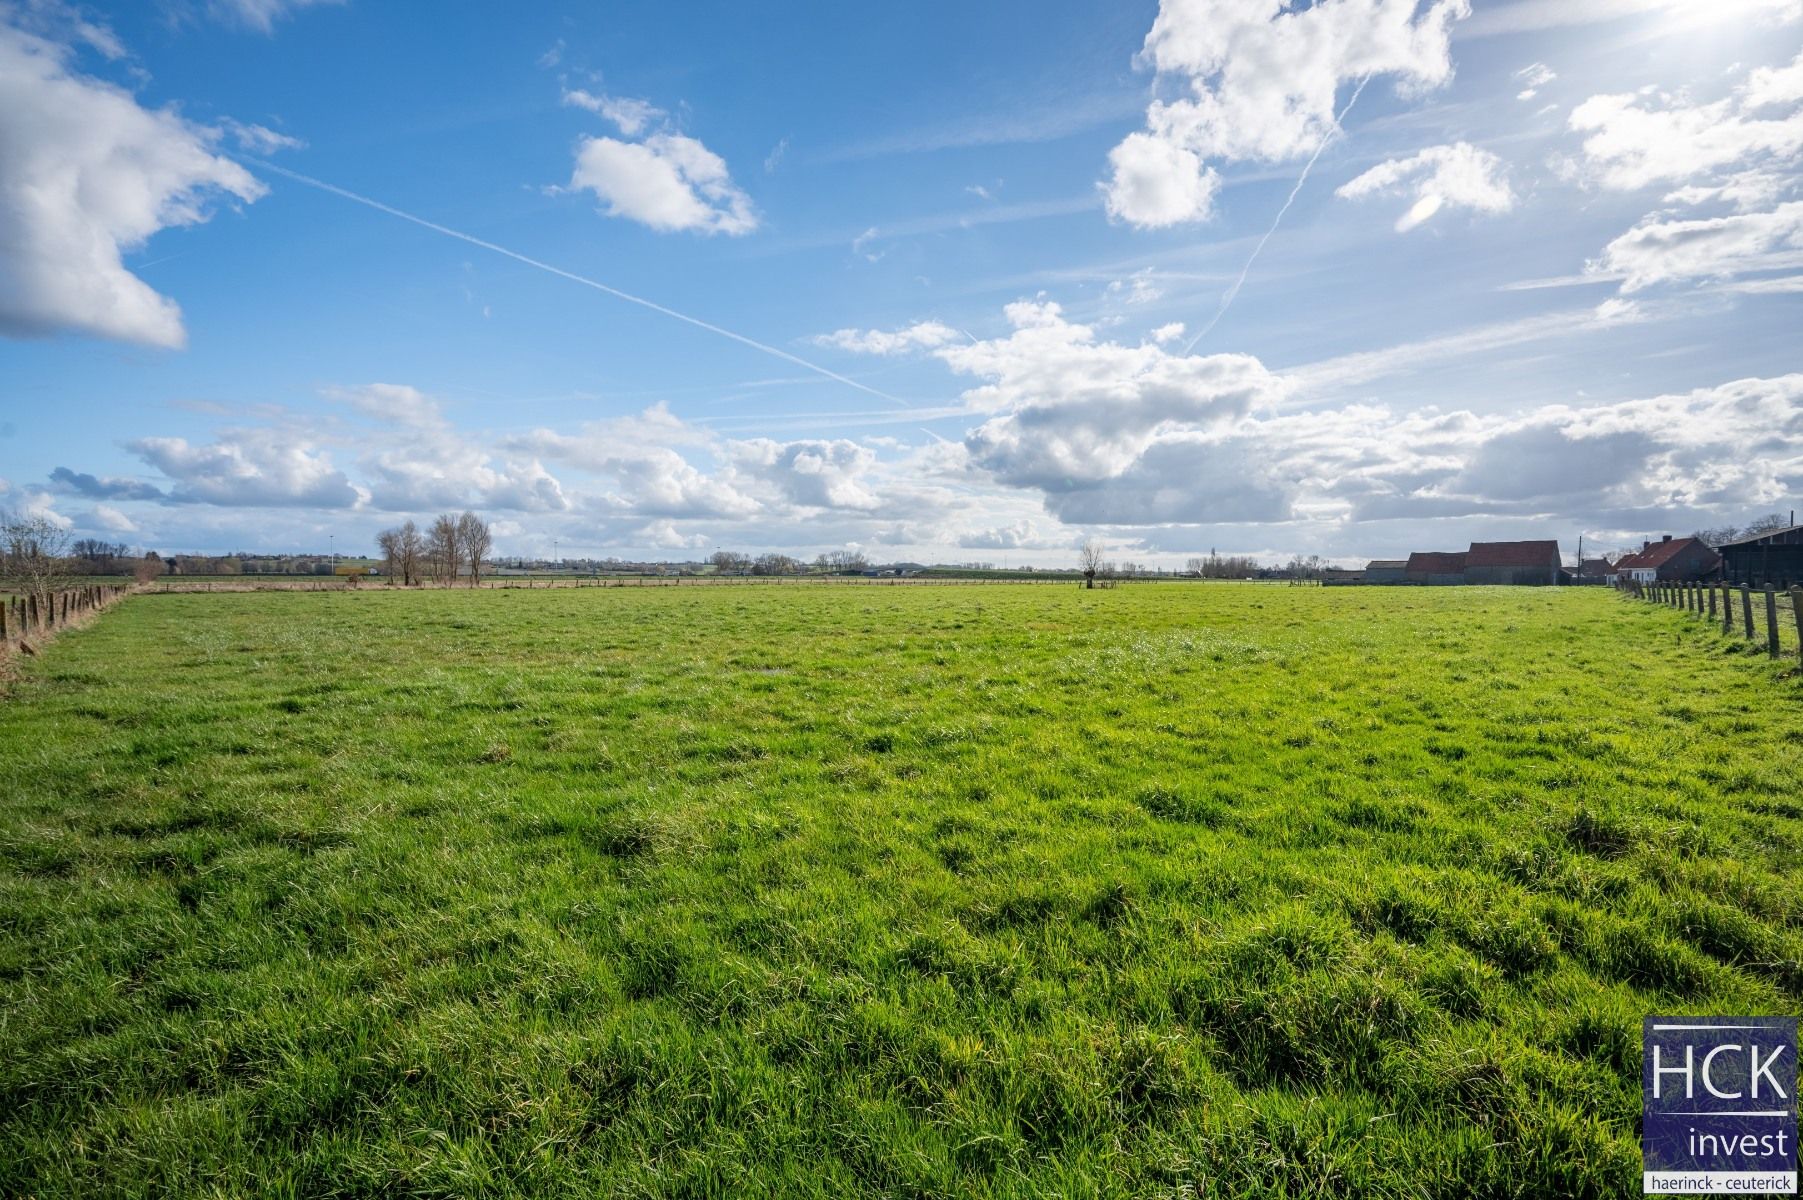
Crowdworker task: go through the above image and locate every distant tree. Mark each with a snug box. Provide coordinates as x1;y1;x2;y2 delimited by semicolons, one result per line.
1745;513;1790;536
428;514;463;586
753;553;801;575
70;539;128;574
1078;539;1105;589
455;512;492;587
0;509;72;608
133;551;165;585
813;549;869;574
709;550;751;574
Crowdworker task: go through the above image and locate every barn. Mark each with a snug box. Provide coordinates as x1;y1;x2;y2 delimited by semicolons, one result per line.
1464;540;1563;586
1717;525;1803;587
1405;551;1467;585
1365;560;1408;584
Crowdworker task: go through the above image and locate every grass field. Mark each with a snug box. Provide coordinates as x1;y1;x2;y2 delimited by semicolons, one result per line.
2;584;1800;1197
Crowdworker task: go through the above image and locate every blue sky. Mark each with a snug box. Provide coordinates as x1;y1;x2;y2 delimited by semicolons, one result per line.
1;0;1800;565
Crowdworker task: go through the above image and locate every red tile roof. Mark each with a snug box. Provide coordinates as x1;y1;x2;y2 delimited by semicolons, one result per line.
1617;536;1717;570
1406;551;1467;573
1466;540;1561;568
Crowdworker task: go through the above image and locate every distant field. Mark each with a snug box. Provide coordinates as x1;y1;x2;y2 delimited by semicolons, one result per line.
2;585;1799;1197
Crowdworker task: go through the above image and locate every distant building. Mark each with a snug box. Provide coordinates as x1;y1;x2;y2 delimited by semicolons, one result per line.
1465;540;1563;586
1717;525;1803;588
1365;559;1408;584
1612;535;1722;585
1405;551;1468;585
1574;557;1614;584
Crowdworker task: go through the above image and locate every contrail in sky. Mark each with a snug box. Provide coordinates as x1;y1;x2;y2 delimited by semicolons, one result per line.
1184;75;1373;354
243;159;901;404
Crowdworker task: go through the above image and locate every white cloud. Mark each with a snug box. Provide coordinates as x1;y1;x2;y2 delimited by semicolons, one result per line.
1150;321;1186;345
1663;169;1792;213
1102;132;1219;227
217;118;305;154
1101;0;1469;227
1514;61;1556;100
1336;142;1514;231
86;504;138;533
127;431;365;508
816;321;958;355
328;383;571;512
1569;55;1803;191
1590;201;1803;291
207;0;343;33
1107;267;1164;304
561;89;664;137
0;20;264;348
730;439;882;511
567;132;757;235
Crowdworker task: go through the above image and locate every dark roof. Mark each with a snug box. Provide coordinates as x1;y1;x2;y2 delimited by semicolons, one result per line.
1466;540;1561;568
1577;557;1612;574
1406;551;1467;573
1617;536;1719;570
1716;524;1803;548
1366;560;1407;570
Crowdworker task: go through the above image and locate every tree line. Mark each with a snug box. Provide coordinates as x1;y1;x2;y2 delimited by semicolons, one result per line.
707;549;870;575
375;512;493;586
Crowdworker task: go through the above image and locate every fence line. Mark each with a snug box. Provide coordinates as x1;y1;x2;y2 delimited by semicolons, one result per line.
1618;577;1802;667
2;584;130;660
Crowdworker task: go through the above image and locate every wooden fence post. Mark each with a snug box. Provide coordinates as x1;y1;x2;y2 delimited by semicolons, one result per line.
1741;584;1756;640
1766;586;1781;659
1722;583;1734;634
1792;586;1803;669
1708;583;1717;620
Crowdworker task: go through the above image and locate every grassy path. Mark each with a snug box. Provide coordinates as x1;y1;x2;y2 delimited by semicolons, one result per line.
2;584;1799;1197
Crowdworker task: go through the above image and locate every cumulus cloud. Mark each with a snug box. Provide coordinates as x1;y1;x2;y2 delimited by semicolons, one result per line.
127;431;364;508
731;439;882;511
49;466;164;501
1591;201;1803;290
328;383;571;512
1101;0;1470;227
1336;142;1514;231
560;90;757;235
0;19;265;347
1568;53;1803;191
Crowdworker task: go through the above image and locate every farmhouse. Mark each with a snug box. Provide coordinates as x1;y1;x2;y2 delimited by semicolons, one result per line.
1717;524;1803;587
1464;540;1563;586
1365;560;1408;583
1610;535;1721;585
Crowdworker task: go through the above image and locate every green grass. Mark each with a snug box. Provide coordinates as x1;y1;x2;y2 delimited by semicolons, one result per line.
2;584;1799;1198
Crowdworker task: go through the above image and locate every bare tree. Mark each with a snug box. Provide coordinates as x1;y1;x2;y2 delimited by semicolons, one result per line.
709;550;751;574
456;512;492;587
376;528;402;585
753;553;801;575
1078;538;1105;589
133;551;166;584
0;509;73;607
428;513;463;586
399;520;424;586
813;549;869;574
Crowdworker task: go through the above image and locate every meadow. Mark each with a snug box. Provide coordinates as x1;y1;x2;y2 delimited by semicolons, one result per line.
1;583;1799;1198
